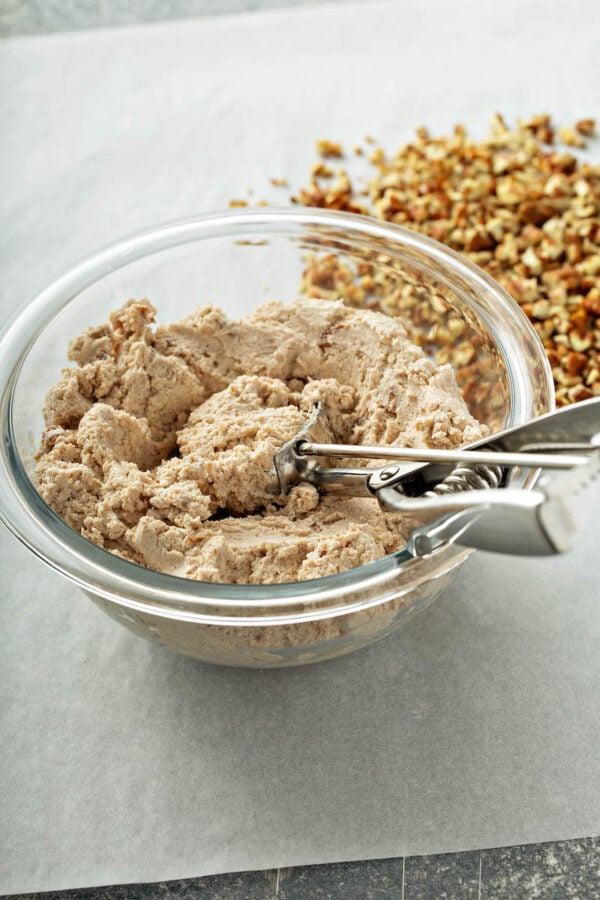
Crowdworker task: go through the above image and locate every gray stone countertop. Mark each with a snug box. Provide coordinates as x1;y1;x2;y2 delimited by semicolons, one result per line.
0;0;349;37
1;2;599;898
5;840;600;899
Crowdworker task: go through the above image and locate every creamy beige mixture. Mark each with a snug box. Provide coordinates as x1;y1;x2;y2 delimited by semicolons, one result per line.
35;298;485;583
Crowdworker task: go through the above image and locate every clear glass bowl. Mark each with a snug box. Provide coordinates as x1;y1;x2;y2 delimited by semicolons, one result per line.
0;209;553;667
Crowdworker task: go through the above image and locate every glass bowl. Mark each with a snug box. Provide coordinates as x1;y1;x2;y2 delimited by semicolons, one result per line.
0;208;553;668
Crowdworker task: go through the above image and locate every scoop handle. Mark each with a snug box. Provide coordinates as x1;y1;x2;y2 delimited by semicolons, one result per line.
368;397;600;495
377;448;600;557
378;487;568;556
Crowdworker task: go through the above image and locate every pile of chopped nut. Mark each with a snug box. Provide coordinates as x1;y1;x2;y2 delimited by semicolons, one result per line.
290;114;599;406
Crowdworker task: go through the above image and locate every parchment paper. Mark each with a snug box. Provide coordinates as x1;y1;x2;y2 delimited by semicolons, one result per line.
1;1;599;892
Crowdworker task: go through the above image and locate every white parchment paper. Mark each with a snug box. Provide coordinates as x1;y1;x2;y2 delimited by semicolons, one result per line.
1;0;599;892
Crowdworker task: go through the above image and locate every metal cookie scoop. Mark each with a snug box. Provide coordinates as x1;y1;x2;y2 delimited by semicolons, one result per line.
273;397;600;558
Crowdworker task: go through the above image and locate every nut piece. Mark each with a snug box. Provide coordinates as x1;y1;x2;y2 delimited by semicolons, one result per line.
316;139;343;158
558;126;585;148
575;119;596;137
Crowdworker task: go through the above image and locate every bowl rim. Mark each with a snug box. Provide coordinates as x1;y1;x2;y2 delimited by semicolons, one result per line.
0;207;554;623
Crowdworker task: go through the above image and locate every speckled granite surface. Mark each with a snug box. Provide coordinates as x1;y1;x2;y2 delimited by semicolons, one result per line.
1;2;599;898
6;840;600;898
0;0;352;37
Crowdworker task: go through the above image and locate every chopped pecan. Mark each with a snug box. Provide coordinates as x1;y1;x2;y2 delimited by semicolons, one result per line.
316;139;343;158
289;113;600;406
